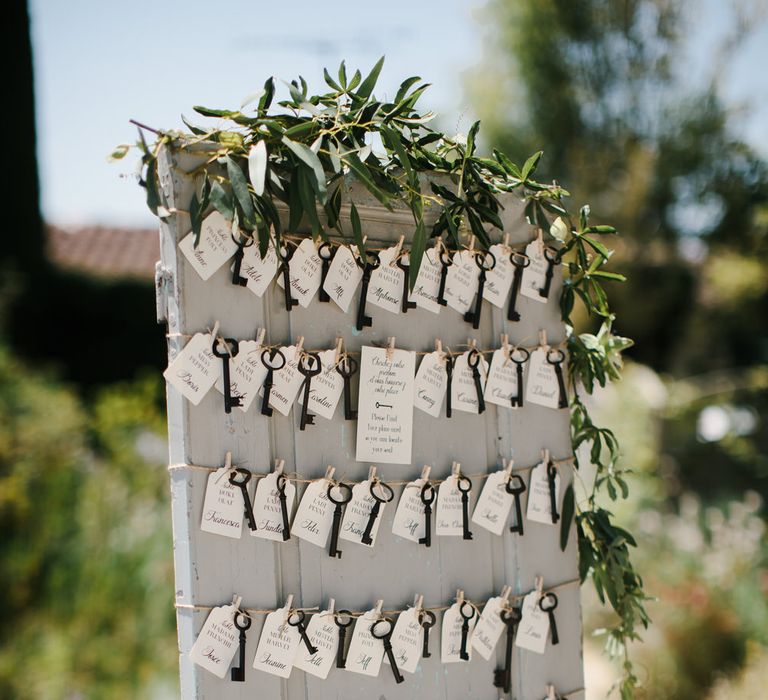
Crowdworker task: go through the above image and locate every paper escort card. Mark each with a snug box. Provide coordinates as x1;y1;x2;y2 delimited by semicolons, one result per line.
239;242;279;297
292;608;338;679
163;332;217;405
355;346;416;464
526;461;561;525
266;345;304;416
276;238;323;307
515;592;549;654
200;469;247;539
471;468;514;536
471;594;507;660
444;250;479;314
345;607;385;676
441;601;476;663
322;245;363;313
525;348;562;409
367;245;403;314
391;478;428;543
483;243;514;307
435;475;465;537
484;348;520;408
450;350;488;414
296;349;344;420
409;247;442;313
214;339;268;412
252;606;301;678
290;478;335;547
250;471;296;541
385;607;422;674
413;351;448;417
178;211;239;281
520;241;548;303
339;480;384;547
189;603;240;677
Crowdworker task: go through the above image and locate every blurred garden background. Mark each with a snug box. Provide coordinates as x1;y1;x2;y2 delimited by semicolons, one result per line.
3;0;767;698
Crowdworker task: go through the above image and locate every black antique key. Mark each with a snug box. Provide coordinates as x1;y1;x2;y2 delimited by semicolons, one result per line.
327;481;352;558
336;355;358;420
395;255;417;313
276;473;291;541
463;250;496;329
457;475;474;541
459;601;476;660
230;610;252;681
539;247;558;299
317;242;334;302
539;592;559;645
547;348;569;408
228;468;257;531
288;610;318;655
507;251;530;322
505;473;527;535
509;346;530;408
212;337;243;414
419;609;436;658
436;248;453;306
260;347;286;417
361;479;394;545
278;243;299;311
371;618;404;684
546;461;560;524
493;606;522;693
467;349;486;414
231;234;253;287
445;353;455;418
355;251;380;331
334;610;354;668
297;352;322;430
418;482;436;547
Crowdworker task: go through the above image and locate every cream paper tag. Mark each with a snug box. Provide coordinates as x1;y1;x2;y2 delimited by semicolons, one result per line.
265;345;303;416
252;606;300;678
250;472;296;541
483;243;514;308
435;475;466;537
391;479;427;543
408;247;442;313
339;480;383;547
470;595;507;660
355;346;416;465
450;351;488;414
444;250;479;314
163;332;217;405
520;241;548;303
178;211;239;281
471;469;514;536
515;592;549;654
200;469;247;539
275;238;323;308
214;339;268;412
441;602;476;663
526;461;561;525
322;245;363;313
366;246;403;314
239;242;279;297
525;348;562;409
413;351;448;417
484;348;520;408
290;478;334;547
385;607;422;674
189;603;239;678
296;349;343;420
292;609;338;679
345;608;385;676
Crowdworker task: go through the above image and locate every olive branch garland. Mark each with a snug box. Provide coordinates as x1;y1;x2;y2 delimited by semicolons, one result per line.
117;58;649;697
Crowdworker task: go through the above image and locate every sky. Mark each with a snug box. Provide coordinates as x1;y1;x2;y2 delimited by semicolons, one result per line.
29;0;768;229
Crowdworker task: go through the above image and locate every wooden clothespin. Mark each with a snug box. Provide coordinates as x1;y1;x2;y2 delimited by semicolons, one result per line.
324;465;336;482
328;597;335;615
504;458;514;476
231;593;243;611
538;329;548;349
501;333;510;367
215;451;234;483
535;576;544;599
413;594;424;612
284;593;295;613
536;227;545;256
295;336;305;354
255;327;266;346
421;465;432;481
541;448;550;465
435;338;444;359
547;684;557;700
386;337;396;363
274;458;285;475
368;465;378;482
503;232;510;250
374;599;384;617
210;320;220;341
468;337;477;351
334;337;343;366
501;585;511;603
469;235;476;253
456;589;465;605
394;234;405;260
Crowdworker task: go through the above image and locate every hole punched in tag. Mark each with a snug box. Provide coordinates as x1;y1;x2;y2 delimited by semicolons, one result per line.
278;242;299;311
259;347;286;417
230;609;252;682
464;249;496;329
336;355;358;421
355;250;380;331
361;478;395;545
334;610;354;668
317;242;334;302
371;618;405;684
327;481;352;558
211;336;243;414
508;250;530;321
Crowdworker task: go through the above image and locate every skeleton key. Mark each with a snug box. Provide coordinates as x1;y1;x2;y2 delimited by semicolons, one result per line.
445;353;455;418
326;482;352;558
297;352;322;430
547;348;569;408
539;247;558;298
505;473;527;535
436;248;453;306
334;610;354;668
355;251;380;331
228;468;257;531
336;355;358;420
230;611;252;681
463;250;495;329
278;243;299;311
288;610;318;655
260;347;286;417
538;593;559;645
467;349;486;414
509;346;530;408
361;479;394;545
420;609;436;658
418;482;435;547
459;602;476;660
317;242;334;302
493;606;522;693
276;473;291;541
211;337;243;414
395;255;417;313
546;461;560;524
231;235;253;287
507;251;530;321
371;619;404;684
457;475;474;540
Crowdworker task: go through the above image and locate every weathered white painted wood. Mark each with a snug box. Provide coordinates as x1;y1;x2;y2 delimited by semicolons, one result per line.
158;143;584;700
